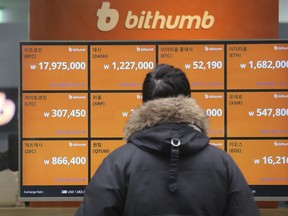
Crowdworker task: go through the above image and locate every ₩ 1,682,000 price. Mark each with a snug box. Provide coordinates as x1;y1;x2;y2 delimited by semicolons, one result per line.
247;60;288;70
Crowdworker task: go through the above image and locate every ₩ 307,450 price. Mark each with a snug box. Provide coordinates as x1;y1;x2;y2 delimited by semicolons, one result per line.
43;109;87;118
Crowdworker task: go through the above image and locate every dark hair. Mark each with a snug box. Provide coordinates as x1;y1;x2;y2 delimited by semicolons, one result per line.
142;64;191;102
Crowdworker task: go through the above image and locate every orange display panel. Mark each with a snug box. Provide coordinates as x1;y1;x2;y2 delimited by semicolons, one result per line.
227;43;288;90
192;92;224;137
20;41;288;200
228;140;288;185
90;140;125;176
22;93;88;138
22;45;88;91
90;45;156;90
91;92;142;137
22;140;88;186
158;44;224;90
227;92;288;137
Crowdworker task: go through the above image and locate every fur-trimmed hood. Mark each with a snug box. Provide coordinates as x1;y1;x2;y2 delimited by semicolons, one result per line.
124;96;209;140
124;96;210;192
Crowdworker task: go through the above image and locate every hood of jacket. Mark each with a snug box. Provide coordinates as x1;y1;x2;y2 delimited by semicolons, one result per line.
124;96;210;155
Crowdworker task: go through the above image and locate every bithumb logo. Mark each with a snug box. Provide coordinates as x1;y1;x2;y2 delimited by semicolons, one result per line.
69;95;86;100
274;45;288;51
96;2;119;31
274;93;288;99
274;141;288;146
96;2;215;31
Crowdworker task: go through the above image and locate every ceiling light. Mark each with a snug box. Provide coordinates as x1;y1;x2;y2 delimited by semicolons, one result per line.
0;7;4;23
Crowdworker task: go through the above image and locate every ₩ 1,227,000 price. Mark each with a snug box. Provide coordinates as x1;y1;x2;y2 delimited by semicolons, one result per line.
108;61;154;70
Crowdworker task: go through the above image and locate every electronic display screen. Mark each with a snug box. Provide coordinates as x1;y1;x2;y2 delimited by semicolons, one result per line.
20;41;288;200
90;92;142;138
90;45;156;90
22;93;88;138
158;44;224;90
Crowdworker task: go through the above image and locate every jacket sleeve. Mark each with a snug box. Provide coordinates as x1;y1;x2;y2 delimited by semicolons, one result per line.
75;154;126;216
224;155;260;216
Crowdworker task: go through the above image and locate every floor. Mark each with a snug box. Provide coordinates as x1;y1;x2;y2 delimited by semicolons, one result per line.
0;208;287;216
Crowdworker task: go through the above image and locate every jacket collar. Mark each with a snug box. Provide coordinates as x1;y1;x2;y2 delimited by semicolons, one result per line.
124;96;209;140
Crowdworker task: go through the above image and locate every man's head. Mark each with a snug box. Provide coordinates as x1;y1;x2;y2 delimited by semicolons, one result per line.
142;64;191;103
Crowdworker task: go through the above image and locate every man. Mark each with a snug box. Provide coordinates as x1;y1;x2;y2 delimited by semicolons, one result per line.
76;64;259;216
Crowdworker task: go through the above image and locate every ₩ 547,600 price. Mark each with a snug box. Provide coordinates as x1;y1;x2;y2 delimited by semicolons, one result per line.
248;108;288;117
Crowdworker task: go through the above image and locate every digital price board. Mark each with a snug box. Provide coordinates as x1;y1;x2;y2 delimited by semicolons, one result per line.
22;140;88;186
20;40;288;201
158;44;224;90
227;44;288;90
22;93;88;138
90;140;125;177
22;45;88;91
227;140;288;186
90;45;156;90
227;92;288;137
91;92;142;138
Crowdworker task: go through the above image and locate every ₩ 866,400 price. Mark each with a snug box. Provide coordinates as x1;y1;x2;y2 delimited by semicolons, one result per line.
43;109;87;118
43;156;87;166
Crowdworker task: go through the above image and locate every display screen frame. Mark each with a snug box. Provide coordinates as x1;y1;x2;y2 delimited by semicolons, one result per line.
20;40;288;201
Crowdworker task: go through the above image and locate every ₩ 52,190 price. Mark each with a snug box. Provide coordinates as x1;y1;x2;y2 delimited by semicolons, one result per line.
184;61;223;70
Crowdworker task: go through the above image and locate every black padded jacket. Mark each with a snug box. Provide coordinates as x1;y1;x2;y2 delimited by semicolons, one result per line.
75;96;259;216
